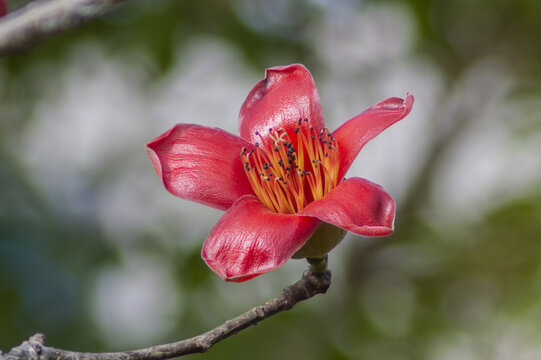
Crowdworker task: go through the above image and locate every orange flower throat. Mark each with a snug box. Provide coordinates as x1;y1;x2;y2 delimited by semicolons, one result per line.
241;118;340;214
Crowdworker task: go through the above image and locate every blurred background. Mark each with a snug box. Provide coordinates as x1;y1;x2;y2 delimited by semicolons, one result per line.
1;0;541;359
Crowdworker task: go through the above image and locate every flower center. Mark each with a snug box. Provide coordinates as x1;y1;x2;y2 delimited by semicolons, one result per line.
241;118;340;214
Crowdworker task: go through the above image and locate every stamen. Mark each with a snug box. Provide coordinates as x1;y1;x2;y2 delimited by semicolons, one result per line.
241;119;340;214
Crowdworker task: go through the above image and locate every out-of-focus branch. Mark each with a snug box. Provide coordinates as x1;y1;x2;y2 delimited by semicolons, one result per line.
345;63;510;286
0;0;129;56
1;270;332;360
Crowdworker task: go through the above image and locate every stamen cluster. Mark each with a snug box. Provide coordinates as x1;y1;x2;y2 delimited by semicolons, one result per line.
241;118;340;214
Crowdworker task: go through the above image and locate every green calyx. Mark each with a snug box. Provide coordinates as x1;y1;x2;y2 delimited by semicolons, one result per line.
292;222;346;259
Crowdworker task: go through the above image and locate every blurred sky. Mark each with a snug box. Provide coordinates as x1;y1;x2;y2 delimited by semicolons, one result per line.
1;0;541;359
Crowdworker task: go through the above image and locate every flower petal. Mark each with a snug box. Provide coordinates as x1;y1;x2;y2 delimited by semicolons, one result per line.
333;94;414;181
300;177;395;236
239;64;325;144
146;124;255;211
0;0;6;17
202;195;320;282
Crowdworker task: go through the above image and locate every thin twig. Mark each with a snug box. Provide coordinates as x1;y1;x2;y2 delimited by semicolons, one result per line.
1;270;332;360
0;0;129;56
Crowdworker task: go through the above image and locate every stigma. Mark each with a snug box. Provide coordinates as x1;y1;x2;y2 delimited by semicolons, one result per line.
241;118;340;214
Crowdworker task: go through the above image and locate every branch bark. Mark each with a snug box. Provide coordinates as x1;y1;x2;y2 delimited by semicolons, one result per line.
0;0;129;56
1;270;331;360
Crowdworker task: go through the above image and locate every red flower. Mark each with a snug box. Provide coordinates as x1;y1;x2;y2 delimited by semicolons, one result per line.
147;64;413;282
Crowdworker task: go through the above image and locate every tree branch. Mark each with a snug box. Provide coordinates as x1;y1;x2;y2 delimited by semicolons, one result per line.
1;270;332;360
0;0;129;56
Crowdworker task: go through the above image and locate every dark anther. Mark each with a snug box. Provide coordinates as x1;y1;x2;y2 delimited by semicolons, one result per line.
263;163;269;169
304;118;308;122
294;127;300;133
298;118;302;125
310;126;313;130
255;142;259;147
274;147;279;152
255;131;259;135
285;167;291;170
311;135;315;139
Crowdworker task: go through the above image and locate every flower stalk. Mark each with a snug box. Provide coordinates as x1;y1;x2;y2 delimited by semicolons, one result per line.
307;255;328;275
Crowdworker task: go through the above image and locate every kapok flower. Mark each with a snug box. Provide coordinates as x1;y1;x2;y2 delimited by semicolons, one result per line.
146;64;413;282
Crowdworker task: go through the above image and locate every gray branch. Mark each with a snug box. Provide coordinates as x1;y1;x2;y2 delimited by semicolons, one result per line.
1;270;332;360
0;0;128;56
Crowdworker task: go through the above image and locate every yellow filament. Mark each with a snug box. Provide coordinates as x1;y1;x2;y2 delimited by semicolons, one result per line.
241;121;340;214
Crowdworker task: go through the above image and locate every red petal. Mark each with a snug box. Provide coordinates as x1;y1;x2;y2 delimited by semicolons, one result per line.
202;195;320;282
333;94;414;181
300;178;395;236
239;64;325;144
146;124;255;211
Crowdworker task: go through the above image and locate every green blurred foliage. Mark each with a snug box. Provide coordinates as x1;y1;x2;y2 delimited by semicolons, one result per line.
0;153;117;349
1;0;541;359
